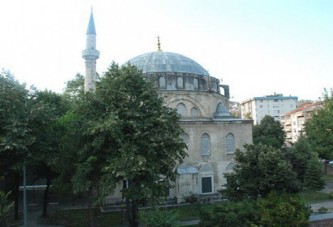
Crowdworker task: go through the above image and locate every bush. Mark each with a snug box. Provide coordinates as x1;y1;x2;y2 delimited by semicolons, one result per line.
183;193;198;204
318;207;328;213
0;191;14;226
199;200;259;227
329;191;333;199
139;209;180;227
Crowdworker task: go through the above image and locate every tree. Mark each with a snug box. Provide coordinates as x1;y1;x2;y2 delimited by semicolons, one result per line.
305;89;333;160
0;72;34;219
199;200;259;227
0;191;14;227
257;192;310;227
72;63;187;227
222;144;300;201
253;115;285;148
27;90;68;217
283;137;324;191
200;193;309;227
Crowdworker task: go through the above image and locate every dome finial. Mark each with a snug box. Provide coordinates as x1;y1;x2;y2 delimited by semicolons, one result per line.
157;36;162;52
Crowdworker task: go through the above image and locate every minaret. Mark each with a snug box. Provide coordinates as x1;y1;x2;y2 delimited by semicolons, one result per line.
82;10;100;92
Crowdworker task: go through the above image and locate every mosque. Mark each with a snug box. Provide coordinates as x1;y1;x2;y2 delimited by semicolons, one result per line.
82;11;253;203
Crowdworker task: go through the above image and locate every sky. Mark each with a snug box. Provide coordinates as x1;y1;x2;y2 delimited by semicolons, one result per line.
0;0;332;102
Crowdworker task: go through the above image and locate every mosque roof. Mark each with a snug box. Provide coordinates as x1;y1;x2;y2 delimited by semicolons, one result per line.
127;51;209;77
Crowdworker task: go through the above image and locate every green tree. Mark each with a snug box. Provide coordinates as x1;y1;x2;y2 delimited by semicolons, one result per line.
283;137;324;190
199;200;259;227
72;63;187;227
222;144;300;201
257;192;310;227
0;72;34;219
303;158;325;191
305;89;333;159
253;115;285;148
139;209;180;227
0;191;14;227
27;90;68;217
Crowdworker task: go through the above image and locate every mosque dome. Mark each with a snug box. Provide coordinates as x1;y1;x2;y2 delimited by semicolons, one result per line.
127;51;209;77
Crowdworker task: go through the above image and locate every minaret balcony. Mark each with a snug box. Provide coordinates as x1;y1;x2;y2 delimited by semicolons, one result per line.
82;49;100;59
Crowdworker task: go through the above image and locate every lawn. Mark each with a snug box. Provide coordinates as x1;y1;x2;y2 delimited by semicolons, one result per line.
299;191;330;203
39;203;207;227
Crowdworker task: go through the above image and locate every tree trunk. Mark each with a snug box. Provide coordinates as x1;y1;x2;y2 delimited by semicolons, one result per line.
42;175;51;217
14;172;20;220
87;188;95;227
127;199;139;227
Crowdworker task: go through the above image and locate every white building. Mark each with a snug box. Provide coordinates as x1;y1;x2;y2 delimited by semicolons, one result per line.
240;94;298;125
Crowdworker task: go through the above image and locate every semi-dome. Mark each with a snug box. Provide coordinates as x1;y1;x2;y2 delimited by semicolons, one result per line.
127;51;209;77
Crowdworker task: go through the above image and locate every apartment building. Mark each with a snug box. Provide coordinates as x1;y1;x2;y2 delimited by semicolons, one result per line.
280;102;322;144
240;94;298;125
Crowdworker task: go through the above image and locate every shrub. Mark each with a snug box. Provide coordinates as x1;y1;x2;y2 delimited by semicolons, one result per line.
183;193;198;204
139;209;180;227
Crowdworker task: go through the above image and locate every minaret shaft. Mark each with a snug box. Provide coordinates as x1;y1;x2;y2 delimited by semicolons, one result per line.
82;11;99;92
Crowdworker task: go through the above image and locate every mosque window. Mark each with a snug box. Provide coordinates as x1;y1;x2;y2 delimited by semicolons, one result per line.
159;76;166;88
177;77;184;88
226;133;235;154
193;78;198;89
182;133;190;145
200;133;211;156
212;81;217;92
176;103;186;117
191;107;200;117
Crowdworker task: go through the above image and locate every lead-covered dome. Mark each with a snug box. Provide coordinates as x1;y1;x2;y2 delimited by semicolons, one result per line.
127;51;209;77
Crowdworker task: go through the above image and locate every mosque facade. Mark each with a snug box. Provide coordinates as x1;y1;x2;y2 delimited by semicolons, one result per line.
83;12;253;204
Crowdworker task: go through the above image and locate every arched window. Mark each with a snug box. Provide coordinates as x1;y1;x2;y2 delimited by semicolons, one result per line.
191;107;200;117
159;76;166;88
226;133;235;154
176;103;186;117
182;133;190;145
177;77;183;88
200;133;211;156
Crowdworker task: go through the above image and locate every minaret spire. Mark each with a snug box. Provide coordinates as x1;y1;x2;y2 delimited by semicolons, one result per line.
82;9;100;92
157;36;162;52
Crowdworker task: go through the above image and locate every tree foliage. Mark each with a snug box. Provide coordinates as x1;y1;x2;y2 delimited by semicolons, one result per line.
139;209;180;227
199;200;259;227
70;63;187;227
0;191;14;227
305;89;333;159
200;193;309;227
257;192;310;227
0;72;33;219
253;115;285;148
222;144;300;201
283;137;324;191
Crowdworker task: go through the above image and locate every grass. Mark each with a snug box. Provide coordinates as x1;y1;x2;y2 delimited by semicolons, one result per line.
299;191;330;203
37;203;206;227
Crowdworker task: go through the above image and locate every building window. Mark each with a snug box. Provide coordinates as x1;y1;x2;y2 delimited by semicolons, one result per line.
201;177;212;193
191;107;200;117
176;103;186;117
193;78;198;89
226;133;235;154
182;133;190;145
200;133;211;156
177;77;183;89
159;77;166;88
